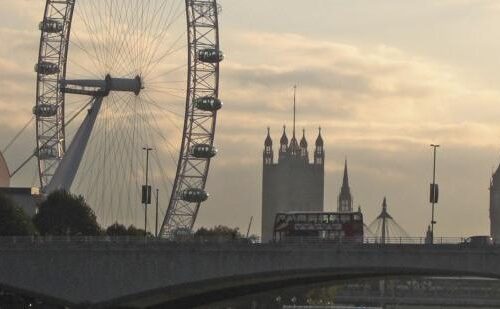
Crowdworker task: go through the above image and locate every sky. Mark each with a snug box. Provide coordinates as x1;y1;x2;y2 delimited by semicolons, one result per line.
2;0;500;237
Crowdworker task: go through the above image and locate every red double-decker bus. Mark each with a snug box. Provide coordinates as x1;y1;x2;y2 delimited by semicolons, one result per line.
273;211;364;243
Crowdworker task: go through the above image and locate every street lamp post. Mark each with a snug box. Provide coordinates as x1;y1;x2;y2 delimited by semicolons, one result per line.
430;144;440;244
155;188;159;238
142;147;153;235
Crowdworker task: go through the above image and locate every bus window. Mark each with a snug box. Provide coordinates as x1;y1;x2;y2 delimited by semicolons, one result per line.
308;214;317;223
340;214;350;223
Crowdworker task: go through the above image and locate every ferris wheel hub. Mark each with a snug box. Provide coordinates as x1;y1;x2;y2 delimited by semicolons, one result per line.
62;74;143;97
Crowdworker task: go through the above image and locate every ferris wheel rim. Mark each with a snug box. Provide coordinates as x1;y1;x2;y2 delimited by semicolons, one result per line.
34;0;222;235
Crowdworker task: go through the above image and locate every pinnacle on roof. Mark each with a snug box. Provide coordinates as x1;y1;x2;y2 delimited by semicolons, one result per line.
280;125;288;145
264;127;272;146
300;128;307;148
289;136;300;154
315;127;323;147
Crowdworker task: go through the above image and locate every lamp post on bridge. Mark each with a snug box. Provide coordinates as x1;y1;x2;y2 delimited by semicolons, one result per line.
142;147;154;235
429;144;440;244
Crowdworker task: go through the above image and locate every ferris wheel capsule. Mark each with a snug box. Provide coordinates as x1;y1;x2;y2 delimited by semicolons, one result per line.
33;104;58;118
39;18;63;33
181;188;209;203
197;48;224;63
194;96;222;111
35;61;59;75
37;145;58;160
191;144;217;158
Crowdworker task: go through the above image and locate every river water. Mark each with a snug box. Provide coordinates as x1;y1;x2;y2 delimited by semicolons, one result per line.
201;277;500;309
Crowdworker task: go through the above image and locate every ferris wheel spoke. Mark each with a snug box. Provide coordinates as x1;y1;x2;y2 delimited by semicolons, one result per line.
111;111;145;224
142;13;186;76
104;1;116;72
79;5;106;69
144;62;187;84
134;5;178;72
136;1;150;71
109;1;136;75
147;88;185;100
67;57;101;79
134;100;176;196
76;5;107;73
141;92;184;123
141;8;185;75
143;42;186;79
69;33;102;75
104;0;126;75
137;96;182;165
88;1;115;72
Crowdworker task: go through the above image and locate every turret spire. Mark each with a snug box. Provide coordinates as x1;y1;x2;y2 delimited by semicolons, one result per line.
264;126;272;146
263;127;274;165
300;128;307;147
315;127;323;146
338;159;353;212
314;127;324;165
342;159;349;189
280;125;288;145
279;125;288;159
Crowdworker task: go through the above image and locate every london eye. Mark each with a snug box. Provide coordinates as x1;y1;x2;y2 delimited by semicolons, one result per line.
34;0;223;237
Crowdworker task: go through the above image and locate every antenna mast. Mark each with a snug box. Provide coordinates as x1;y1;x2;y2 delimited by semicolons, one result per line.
293;85;297;137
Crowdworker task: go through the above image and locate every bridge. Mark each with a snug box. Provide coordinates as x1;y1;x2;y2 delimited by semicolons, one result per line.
0;238;499;308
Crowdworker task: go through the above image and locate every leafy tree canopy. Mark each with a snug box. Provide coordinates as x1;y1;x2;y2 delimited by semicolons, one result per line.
106;222;148;236
0;193;36;236
195;225;243;239
33;190;102;236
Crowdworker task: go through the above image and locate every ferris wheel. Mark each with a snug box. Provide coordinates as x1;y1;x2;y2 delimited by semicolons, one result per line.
34;0;223;237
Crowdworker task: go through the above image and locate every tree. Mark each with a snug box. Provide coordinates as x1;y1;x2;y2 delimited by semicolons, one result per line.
106;222;128;236
194;225;243;239
0;193;36;236
126;225;149;236
106;222;147;236
33;190;102;236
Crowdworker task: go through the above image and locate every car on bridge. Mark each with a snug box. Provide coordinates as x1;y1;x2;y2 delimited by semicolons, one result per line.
463;235;494;247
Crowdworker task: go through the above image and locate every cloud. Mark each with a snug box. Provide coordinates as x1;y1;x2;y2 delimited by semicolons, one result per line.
436;0;500;10
197;30;500;236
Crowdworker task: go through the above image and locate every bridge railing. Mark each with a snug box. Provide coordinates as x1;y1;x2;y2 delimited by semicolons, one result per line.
0;235;259;245
272;236;467;245
0;235;471;245
363;237;467;245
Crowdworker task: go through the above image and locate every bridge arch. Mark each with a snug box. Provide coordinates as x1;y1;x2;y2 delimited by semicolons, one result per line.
110;267;500;308
0;241;499;308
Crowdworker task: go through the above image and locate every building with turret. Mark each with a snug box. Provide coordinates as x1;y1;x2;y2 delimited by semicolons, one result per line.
490;165;500;243
261;125;324;242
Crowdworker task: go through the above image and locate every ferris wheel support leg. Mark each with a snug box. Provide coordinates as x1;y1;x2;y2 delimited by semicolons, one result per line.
44;96;104;194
